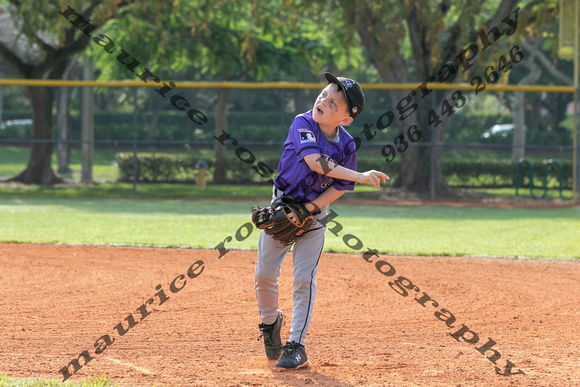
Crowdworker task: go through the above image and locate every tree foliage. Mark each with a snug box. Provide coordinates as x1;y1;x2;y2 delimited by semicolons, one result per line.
2;0;562;189
315;0;550;191
87;0;360;183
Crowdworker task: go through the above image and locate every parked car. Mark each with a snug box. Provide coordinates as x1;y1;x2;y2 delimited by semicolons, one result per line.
480;123;527;140
0;119;33;137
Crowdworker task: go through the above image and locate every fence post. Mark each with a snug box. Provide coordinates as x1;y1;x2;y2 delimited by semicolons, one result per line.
430;90;436;200
132;88;138;198
81;59;94;183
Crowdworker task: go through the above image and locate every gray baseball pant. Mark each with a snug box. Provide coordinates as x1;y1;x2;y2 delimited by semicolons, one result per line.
254;190;328;346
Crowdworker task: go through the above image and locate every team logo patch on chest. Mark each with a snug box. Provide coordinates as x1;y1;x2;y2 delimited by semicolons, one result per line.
298;129;317;143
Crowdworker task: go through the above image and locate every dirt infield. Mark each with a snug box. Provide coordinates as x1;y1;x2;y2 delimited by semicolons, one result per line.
1;243;578;386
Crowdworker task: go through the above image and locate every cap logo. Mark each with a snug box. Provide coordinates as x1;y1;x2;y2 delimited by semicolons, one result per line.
352;107;357;114
341;79;355;89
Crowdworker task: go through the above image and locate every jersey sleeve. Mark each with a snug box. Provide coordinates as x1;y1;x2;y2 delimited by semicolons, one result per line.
332;137;358;191
288;115;320;160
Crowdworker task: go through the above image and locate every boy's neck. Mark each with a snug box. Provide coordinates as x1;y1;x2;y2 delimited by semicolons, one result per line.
318;123;339;141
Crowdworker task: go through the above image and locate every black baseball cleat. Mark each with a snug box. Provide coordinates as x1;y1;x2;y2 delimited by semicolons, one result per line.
257;310;284;360
275;341;308;370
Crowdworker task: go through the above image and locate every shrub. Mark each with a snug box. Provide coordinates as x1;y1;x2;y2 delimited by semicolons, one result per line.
116;153;198;182
116;152;572;190
443;159;572;189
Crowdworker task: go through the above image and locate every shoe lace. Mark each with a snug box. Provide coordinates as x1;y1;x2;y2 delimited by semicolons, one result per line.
257;326;273;345
282;341;298;356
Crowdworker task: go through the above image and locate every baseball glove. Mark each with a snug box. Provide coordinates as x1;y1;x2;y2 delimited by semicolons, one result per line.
251;196;314;246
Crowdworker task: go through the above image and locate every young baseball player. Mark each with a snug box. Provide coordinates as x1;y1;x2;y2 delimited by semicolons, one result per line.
254;72;389;369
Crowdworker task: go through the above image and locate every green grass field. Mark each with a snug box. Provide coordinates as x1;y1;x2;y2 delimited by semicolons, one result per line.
0;147;120;182
0;182;275;199
0;375;113;387
0;182;573;202
1;197;578;259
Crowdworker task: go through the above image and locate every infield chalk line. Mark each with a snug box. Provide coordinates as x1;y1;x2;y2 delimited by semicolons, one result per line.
103;356;154;375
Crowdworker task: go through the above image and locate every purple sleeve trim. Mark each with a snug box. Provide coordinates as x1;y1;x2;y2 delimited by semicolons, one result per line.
296;146;319;157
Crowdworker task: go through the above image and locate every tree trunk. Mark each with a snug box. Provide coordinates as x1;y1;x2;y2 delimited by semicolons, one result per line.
382;52;446;191
0;2;106;185
511;40;541;162
355;4;447;192
57;61;81;174
213;88;231;184
11;86;62;184
350;0;523;193
353;26;425;189
293;67;313;113
433;97;448;191
388;88;422;189
56;86;73;174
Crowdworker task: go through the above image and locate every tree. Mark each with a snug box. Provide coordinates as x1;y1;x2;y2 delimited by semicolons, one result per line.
511;37;542;161
193;1;353;183
331;0;546;191
0;0;130;184
513;29;574;156
56;58;81;174
91;0;354;183
494;3;573;158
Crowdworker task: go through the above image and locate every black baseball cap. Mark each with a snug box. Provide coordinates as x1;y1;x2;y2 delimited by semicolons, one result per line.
324;72;365;118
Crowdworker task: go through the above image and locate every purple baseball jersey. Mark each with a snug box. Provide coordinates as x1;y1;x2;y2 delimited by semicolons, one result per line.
273;110;357;202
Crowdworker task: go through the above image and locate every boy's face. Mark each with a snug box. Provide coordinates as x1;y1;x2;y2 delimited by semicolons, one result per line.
312;83;353;129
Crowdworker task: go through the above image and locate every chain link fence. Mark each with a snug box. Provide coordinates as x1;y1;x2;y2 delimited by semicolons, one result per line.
0;86;576;198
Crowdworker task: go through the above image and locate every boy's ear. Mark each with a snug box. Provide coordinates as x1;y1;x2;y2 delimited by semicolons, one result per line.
339;116;354;126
